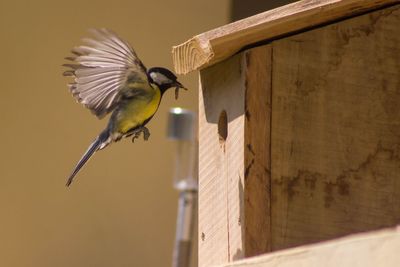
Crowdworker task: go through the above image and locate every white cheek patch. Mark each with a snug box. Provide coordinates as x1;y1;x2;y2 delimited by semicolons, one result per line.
150;72;171;85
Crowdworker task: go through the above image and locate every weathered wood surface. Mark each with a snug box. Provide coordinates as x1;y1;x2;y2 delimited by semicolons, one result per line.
270;4;400;250
172;0;399;74
243;47;272;258
197;3;400;266
216;226;400;267
198;46;272;266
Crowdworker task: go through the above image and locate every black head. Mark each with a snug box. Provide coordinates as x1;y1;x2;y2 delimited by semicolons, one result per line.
147;67;185;94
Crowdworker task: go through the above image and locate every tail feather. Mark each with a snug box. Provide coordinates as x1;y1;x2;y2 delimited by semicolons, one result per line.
66;130;110;187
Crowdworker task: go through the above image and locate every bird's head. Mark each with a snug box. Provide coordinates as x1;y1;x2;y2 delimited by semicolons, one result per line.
148;67;187;99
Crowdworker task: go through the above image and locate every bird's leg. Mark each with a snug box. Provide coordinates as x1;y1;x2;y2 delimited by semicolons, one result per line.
142;127;150;141
131;127;151;143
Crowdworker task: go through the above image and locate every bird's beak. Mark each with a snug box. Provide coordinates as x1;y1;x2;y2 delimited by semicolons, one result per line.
175;81;187;90
174;81;188;99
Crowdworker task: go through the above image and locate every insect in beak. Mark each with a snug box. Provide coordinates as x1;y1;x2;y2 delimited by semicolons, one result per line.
174;81;188;100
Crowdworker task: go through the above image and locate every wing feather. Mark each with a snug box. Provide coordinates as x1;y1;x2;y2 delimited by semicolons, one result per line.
63;28;148;118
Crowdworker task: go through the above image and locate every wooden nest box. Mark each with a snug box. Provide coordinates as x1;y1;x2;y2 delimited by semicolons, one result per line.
172;0;400;266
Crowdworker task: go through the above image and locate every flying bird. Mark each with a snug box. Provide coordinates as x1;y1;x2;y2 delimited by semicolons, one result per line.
63;28;186;186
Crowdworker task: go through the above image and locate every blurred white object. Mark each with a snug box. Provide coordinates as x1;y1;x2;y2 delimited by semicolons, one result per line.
167;107;198;267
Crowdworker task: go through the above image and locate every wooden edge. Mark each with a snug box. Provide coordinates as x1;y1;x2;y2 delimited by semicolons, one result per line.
172;35;214;76
214;226;400;267
172;0;399;74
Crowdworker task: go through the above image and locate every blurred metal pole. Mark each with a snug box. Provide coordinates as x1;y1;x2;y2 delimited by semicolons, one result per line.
167;108;198;267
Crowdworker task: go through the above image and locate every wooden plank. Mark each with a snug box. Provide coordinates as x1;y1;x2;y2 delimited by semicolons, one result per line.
199;53;246;267
172;0;399;74
216;226;400;267
270;4;400;250
243;46;272;257
198;45;273;266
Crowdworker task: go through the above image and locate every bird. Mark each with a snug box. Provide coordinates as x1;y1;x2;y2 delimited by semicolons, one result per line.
63;28;186;186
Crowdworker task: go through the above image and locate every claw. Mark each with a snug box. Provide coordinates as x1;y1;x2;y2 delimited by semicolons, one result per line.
131;127;151;142
131;131;141;143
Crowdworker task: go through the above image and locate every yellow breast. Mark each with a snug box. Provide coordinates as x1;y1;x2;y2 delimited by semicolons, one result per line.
117;84;161;134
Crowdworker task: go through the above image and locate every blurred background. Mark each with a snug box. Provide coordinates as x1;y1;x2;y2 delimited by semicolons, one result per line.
0;0;295;266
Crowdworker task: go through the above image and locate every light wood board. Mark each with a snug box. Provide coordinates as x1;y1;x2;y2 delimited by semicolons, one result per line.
199;52;246;267
172;0;399;74
216;226;400;267
198;46;273;266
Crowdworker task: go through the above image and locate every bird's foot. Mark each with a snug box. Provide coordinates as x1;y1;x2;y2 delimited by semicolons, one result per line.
131;127;150;143
131;131;141;143
142;127;150;141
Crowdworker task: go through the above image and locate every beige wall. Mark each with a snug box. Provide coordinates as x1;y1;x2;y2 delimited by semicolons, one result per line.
0;1;228;266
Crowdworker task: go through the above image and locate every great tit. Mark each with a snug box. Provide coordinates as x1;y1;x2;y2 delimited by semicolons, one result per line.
63;28;186;186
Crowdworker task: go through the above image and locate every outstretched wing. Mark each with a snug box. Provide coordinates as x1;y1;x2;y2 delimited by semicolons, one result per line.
63;28;148;118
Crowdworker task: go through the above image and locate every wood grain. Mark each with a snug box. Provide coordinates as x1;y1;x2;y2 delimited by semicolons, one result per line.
198;53;246;267
216;226;400;267
198;46;273;266
243;46;272;257
270;4;400;250
197;4;400;264
172;0;399;74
